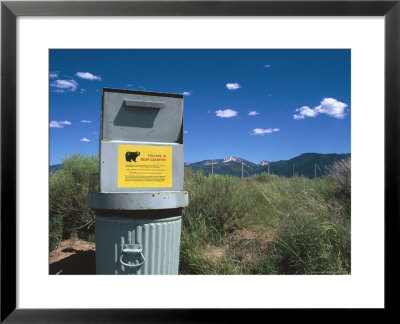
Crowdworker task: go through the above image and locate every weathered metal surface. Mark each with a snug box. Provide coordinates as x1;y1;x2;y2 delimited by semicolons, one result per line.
102;88;183;143
97;88;185;194
91;88;187;275
95;215;182;275
88;191;189;210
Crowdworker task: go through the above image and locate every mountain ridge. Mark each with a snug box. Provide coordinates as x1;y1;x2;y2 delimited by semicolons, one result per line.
185;152;351;179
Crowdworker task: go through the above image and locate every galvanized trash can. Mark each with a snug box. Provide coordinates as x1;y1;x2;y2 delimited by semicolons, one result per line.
88;88;188;275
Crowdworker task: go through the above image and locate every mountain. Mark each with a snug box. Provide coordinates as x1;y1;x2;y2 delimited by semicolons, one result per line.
49;163;63;174
258;160;270;166
268;153;350;178
185;153;351;179
185;156;261;178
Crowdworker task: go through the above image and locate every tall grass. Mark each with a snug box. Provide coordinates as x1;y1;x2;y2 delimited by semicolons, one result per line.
261;160;351;274
49;155;351;275
180;161;351;275
326;157;351;216
180;170;267;274
49;154;98;251
182;170;266;240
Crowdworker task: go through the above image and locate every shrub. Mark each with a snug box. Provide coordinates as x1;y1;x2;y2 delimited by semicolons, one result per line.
326;158;351;213
249;172;272;184
49;213;63;251
184;167;194;181
49;154;98;249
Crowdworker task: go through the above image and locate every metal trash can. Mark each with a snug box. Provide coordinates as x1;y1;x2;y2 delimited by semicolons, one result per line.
88;88;188;275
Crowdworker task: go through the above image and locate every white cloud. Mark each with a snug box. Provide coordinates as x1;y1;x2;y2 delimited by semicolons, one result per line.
50;79;78;92
81;120;93;123
250;128;280;136
315;98;348;118
264;64;271;68
49;72;59;78
50;121;62;128
293;106;318;119
182;91;193;96
184;130;188;134
226;82;241;90
49;120;72;128
80;89;86;93
80;138;91;142
294;98;348;120
248;111;259;116
215;109;238;118
75;72;102;81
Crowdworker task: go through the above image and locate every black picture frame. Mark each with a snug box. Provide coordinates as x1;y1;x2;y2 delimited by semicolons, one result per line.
1;0;399;321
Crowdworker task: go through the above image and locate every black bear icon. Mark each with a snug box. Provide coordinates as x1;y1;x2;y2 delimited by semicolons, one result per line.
125;151;140;162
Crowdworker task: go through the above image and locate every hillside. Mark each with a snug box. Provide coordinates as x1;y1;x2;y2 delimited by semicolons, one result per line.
185;153;350;178
49;163;63;174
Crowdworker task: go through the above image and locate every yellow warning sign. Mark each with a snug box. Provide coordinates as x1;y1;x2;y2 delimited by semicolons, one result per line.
118;145;172;188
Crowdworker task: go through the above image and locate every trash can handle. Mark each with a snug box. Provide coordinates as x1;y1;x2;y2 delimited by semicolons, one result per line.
124;99;165;109
120;244;145;268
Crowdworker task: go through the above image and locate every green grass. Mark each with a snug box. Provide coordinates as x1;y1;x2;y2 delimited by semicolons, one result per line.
180;160;351;275
49;156;351;274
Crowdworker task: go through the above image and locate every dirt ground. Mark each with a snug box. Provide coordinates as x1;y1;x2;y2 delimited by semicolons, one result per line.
203;226;274;262
49;239;96;275
50;227;274;274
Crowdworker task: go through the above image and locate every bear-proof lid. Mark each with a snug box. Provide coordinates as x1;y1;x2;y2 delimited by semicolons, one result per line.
101;88;184;144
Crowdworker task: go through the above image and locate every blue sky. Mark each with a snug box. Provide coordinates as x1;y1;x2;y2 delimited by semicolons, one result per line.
49;49;350;165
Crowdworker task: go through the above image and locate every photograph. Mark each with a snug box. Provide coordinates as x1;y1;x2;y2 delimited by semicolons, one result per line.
49;49;351;275
2;0;396;318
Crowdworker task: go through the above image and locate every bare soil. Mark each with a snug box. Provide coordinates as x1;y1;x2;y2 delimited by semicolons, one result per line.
49;239;95;275
50;228;275;274
203;226;275;262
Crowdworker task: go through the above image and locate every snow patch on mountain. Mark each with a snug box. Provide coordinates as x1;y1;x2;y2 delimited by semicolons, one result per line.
223;156;242;163
258;160;270;166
